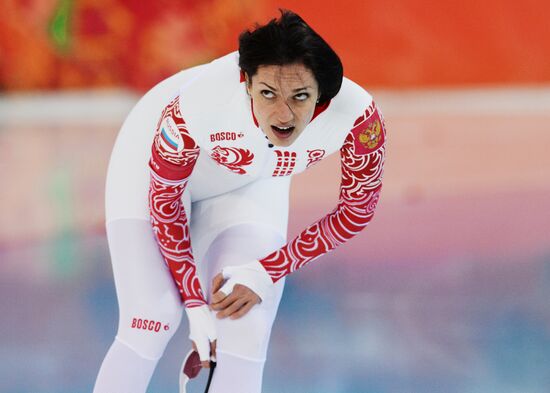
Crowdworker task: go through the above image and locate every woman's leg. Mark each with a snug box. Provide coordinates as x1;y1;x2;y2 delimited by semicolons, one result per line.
93;218;184;393
189;176;292;393
203;224;286;393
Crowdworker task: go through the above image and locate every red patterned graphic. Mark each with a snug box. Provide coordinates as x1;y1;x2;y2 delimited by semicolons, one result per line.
306;149;326;168
260;105;386;282
149;97;205;308
272;150;297;176
210;146;254;174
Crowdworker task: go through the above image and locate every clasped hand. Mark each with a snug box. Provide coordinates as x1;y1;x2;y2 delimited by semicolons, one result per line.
210;273;261;319
210;260;273;319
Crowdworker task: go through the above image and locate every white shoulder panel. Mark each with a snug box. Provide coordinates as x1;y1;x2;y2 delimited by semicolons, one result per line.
176;52;243;146
310;77;375;153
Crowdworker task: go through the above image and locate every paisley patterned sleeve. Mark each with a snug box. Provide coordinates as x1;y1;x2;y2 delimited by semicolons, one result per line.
148;96;205;308
259;101;386;282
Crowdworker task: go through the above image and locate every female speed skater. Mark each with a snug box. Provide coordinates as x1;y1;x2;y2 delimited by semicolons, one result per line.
93;9;386;393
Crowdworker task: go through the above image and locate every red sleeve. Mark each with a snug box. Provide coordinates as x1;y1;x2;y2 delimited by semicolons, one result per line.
259;101;386;282
148;96;205;307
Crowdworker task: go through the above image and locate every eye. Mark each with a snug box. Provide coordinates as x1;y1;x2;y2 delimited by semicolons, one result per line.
261;90;275;99
294;92;310;101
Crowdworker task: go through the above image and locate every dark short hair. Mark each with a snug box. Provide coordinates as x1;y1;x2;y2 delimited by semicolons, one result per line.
238;10;343;104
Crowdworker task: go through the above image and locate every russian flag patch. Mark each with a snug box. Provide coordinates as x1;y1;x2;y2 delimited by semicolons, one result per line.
159;117;183;153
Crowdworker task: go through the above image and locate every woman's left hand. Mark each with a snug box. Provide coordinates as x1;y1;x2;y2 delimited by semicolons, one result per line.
210;260;274;319
210;274;261;319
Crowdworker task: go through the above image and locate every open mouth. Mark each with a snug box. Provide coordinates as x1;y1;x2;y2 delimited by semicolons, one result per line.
271;125;295;139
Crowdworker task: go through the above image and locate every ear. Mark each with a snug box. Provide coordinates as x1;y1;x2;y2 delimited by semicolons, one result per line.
244;73;251;94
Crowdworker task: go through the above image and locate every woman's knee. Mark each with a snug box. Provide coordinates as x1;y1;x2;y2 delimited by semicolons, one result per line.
215;278;284;360
106;218;185;360
114;270;184;359
115;300;183;360
215;309;272;360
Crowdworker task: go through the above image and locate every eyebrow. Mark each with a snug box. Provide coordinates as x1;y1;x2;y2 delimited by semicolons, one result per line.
259;82;312;92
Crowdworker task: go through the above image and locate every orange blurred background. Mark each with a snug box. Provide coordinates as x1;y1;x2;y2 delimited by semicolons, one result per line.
2;0;549;91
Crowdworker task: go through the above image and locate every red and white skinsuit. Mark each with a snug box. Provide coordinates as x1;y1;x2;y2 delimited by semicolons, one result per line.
149;53;386;307
96;52;385;393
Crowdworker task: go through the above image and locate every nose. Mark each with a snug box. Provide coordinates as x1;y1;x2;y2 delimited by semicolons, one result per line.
275;99;294;124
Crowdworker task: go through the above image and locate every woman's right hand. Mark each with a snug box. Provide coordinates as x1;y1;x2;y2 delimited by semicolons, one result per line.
184;305;217;368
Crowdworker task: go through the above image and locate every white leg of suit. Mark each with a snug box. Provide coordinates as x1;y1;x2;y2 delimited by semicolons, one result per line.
94;175;290;393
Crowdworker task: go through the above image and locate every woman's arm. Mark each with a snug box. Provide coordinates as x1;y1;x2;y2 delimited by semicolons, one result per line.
148;96;205;308
212;101;386;316
150;96;217;365
259;101;386;281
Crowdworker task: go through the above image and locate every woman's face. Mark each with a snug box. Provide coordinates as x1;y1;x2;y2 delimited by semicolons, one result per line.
246;63;319;147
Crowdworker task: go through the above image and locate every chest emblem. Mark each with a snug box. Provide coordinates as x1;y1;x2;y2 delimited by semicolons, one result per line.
210;146;254;174
272;150;297;176
306;149;326;168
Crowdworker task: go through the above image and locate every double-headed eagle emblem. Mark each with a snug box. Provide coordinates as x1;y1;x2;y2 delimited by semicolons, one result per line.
358;119;382;150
